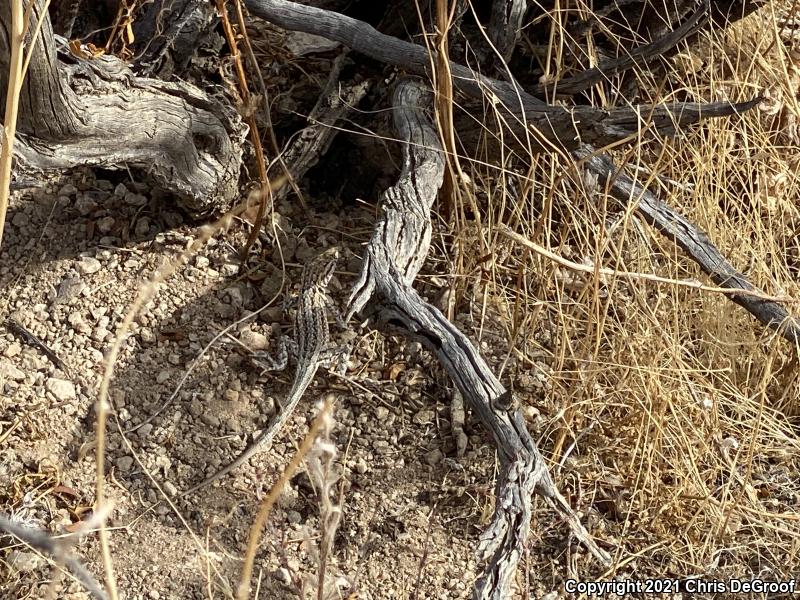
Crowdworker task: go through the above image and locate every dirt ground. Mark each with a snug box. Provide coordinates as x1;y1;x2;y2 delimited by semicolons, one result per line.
3;4;800;600
0;173;525;598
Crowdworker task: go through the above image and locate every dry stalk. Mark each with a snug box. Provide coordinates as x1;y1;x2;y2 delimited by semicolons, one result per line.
216;0;272;257
237;396;335;600
0;0;25;250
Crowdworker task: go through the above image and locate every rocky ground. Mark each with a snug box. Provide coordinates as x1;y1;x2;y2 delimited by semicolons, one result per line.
0;172;562;598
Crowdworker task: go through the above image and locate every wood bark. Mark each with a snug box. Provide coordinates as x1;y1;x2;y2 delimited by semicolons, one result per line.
348;79;610;599
0;0;245;213
244;0;755;154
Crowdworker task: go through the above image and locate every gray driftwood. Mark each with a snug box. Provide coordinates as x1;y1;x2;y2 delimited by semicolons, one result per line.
0;0;245;214
577;146;800;344
347;79;611;600
0;515;108;600
244;0;754;153
488;0;527;62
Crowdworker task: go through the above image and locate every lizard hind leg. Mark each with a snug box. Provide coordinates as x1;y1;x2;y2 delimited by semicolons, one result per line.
252;335;296;372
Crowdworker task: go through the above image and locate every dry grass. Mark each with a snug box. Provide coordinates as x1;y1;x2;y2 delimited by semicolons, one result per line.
438;0;800;583
3;1;800;598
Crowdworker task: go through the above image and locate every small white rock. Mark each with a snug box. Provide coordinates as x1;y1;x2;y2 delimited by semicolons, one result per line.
78;256;102;275
0;359;25;382
3;342;22;357
45;378;76;401
240;329;268;351
92;327;109;342
221;263;240;277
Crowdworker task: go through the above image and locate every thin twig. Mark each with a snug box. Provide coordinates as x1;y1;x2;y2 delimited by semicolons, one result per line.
237;397;334;600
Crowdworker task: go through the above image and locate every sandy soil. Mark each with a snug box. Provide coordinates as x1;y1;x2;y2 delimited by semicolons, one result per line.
0;173;543;599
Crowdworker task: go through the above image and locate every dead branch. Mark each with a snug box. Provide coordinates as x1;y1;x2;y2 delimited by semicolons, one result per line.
576;146;800;345
488;0;527;62
0;1;245;215
244;0;756;153
347;78;610;600
535;2;710;97
0;515;108;600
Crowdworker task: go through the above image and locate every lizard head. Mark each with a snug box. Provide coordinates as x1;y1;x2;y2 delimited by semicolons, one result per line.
309;246;339;287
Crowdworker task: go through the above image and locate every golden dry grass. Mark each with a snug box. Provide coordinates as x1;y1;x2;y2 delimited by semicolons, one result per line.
3;2;799;598
440;0;800;583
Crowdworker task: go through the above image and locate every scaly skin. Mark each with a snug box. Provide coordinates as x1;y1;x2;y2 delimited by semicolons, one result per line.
184;247;339;495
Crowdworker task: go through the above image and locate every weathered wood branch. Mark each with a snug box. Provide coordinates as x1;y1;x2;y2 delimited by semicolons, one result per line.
270;54;371;206
0;515;108;600
576;146;800;345
244;0;754;153
488;0;527;62
0;1;245;214
132;0;217;77
535;2;709;97
347;79;610;600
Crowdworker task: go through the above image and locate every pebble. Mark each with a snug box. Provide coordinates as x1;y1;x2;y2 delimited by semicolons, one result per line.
274;567;291;585
58;183;78;196
75;197;98;215
9;550;44;573
372;440;390;454
156;370;170;384
239;329;268;351
225;287;243;306
221;263;239;277
3;342;22;357
162;481;178;497
137;423;153;439
78;256;102;275
223;388;239;402
424;448;444;466
0;359;25;382
113;183;128;197
200;413;219;427
92;327;109;342
286;510;302;525
412;409;435;425
115;456;134;472
11;212;29;227
45;378;76;401
374;406;389;420
135;217;150;237
194;256;210;269
125;192;148;206
97;216;115;233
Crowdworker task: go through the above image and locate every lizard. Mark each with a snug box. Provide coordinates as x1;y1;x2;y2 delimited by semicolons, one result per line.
183;246;340;496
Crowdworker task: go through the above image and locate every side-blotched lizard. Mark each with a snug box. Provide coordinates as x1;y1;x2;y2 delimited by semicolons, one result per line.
184;246;340;495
